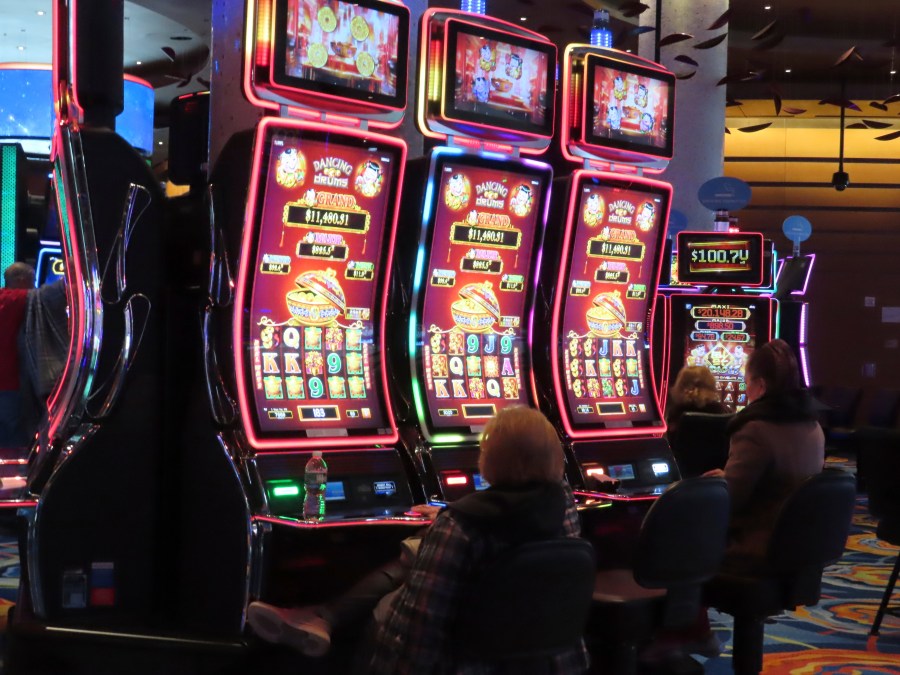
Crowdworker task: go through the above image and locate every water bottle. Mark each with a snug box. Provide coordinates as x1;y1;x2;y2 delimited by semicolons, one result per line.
303;451;328;522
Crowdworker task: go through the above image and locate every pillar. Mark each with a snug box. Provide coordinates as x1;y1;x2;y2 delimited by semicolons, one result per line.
639;0;729;230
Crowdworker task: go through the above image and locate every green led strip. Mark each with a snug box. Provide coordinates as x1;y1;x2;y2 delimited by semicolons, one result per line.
0;145;20;279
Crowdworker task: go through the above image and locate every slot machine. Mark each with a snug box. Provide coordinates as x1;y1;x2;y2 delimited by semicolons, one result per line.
533;46;678;502
389;10;569;503
773;254;815;387
185;0;434;633
658;231;777;415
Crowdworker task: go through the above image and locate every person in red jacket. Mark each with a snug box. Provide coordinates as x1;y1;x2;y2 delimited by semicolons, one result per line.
0;263;35;447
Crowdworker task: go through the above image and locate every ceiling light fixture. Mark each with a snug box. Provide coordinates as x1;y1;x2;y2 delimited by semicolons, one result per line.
136;60;142;65
764;5;772;10
520;16;526;21
785;68;792;73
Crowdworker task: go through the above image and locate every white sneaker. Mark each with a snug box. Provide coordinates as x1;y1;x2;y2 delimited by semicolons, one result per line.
247;602;331;657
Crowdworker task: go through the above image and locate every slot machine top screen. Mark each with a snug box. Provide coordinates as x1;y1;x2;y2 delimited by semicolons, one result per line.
415;153;551;441
556;174;670;432
271;0;409;110
583;53;674;160
443;19;556;138
669;295;773;413
242;123;402;445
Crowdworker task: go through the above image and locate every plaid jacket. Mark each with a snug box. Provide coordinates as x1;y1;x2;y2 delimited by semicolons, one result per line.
366;482;589;675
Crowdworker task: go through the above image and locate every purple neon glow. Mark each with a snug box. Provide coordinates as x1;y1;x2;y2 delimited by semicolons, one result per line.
799;345;810;387
799;302;808;344
793;253;814;296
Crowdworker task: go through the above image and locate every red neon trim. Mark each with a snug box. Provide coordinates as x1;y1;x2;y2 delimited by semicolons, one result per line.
233;117;403;451
549;169;671;441
444;475;469;486
253;515;429;529
585;467;605;477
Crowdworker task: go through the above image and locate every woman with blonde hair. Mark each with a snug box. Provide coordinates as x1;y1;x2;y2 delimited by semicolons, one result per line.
665;365;728;441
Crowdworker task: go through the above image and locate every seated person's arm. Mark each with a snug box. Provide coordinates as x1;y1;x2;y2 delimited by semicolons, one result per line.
369;512;475;672
561;482;582;538
723;424;771;512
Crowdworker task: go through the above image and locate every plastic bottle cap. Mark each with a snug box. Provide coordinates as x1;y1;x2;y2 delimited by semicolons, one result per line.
313;451;323;458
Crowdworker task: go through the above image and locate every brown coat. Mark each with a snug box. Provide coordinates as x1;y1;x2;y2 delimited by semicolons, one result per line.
723;418;825;562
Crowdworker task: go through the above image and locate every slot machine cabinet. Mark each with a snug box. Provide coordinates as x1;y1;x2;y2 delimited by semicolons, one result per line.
533;45;679;509
661;231;777;415
179;0;433;638
774;254;815;387
388;9;561;502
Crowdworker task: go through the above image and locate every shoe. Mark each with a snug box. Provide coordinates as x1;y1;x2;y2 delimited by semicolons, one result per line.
684;631;722;658
247;601;332;657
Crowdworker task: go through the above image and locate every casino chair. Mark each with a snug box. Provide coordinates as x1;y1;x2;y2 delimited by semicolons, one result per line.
704;468;856;675
856;428;900;636
817;385;864;454
454;538;596;674
587;477;730;675
669;412;734;479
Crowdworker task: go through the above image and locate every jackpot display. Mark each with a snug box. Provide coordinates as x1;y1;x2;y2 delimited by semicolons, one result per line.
557;177;668;428
676;231;764;286
670;296;771;413
274;0;408;107
446;20;554;135
416;154;550;435
585;54;674;158
242;125;401;439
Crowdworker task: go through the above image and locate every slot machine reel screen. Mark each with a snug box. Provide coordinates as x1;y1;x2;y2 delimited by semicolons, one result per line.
556;175;670;431
582;53;675;161
442;19;556;138
242;124;402;442
676;231;765;287
415;153;551;439
669;296;772;413
272;0;409;110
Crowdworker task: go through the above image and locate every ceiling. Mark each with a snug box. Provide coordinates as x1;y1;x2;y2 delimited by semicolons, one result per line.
2;0;899;130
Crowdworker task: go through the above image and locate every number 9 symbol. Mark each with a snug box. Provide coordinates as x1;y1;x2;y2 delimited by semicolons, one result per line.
309;377;324;399
500;335;513;354
467;334;480;354
327;353;342;374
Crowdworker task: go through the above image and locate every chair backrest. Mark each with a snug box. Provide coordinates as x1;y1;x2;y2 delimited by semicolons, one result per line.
767;469;855;605
634;476;731;589
671;412;734;478
820;385;863;429
865;389;900;429
858;429;900;521
456;538;596;662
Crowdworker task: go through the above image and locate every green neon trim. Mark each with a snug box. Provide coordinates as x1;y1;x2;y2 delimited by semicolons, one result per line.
271;485;301;497
1;145;20;276
431;432;469;444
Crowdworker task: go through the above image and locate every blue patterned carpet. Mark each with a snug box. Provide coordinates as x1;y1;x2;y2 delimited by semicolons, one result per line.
701;457;900;674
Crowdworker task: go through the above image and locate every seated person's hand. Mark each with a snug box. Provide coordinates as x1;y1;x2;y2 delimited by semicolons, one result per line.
410;504;442;520
702;468;725;478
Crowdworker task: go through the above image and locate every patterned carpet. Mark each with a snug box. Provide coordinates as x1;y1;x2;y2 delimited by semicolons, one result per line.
702;457;900;674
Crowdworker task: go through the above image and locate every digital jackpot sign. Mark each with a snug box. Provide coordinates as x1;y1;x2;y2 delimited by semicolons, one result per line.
676;231;764;286
415;153;550;438
242;124;402;441
669;295;773;413
556;174;669;430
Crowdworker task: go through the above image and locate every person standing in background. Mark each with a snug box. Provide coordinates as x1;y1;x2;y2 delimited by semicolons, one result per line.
0;263;35;447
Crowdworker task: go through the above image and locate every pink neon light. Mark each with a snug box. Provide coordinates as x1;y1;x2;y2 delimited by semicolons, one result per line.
254;515;428;529
445;475;469;486
548;169;671;441
800;346;811;388
799;302;808;344
232;116;403;452
585;467;605;477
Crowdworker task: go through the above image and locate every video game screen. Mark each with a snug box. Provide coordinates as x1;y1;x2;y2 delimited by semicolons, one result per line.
557;175;669;429
676;231;765;286
243;125;401;440
585;54;674;159
273;0;408;108
445;20;555;136
416;154;550;436
669;295;772;413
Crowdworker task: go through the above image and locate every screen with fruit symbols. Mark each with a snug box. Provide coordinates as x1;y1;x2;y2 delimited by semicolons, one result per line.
242;123;402;439
272;0;409;108
556;174;669;430
414;152;551;438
